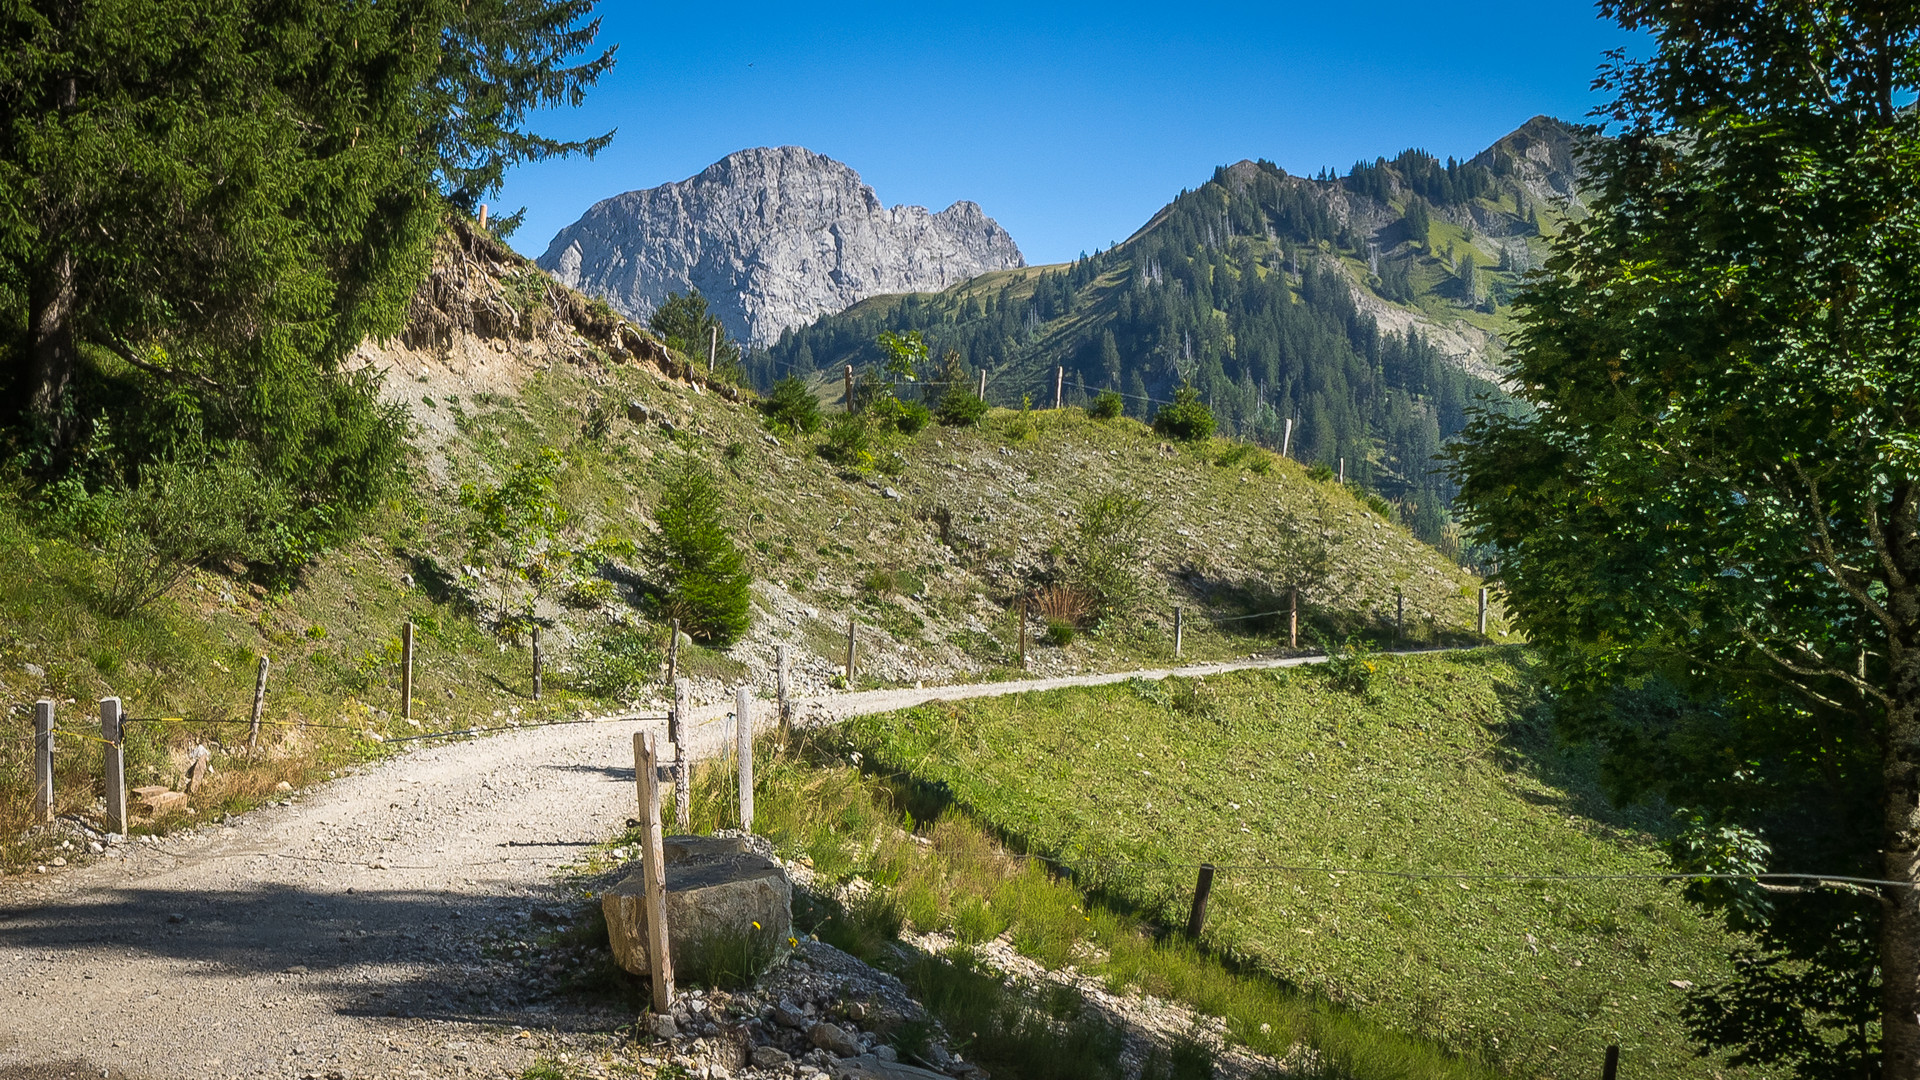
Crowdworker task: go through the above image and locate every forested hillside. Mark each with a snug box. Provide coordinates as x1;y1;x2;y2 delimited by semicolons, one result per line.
757;117;1590;544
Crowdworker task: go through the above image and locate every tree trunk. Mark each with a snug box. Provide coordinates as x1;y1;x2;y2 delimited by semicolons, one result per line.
1886;503;1920;1079
26;249;77;445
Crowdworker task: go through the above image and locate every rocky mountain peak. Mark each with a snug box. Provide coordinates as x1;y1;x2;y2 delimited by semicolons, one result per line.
538;147;1025;346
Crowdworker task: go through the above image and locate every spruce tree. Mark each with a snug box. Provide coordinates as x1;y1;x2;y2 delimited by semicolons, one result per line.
644;459;751;646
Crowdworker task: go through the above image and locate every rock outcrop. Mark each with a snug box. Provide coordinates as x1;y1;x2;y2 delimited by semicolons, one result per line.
602;835;794;978
538;146;1025;345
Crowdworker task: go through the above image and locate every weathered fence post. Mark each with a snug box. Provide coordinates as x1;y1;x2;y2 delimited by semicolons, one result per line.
1018;600;1029;671
1281;417;1293;458
708;325;718;373
401;622;414;721
478;204;489;230
247;656;269;758
1602;1045;1619;1080
1054;366;1064;410
33;700;52;824
636;730;675;1013
1338;456;1345;485
1187;863;1216;938
1173;606;1184;658
977;368;987;401
845;365;855;412
844;618;857;686
776;644;792;742
665;618;680;689
1290;588;1299;649
672;678;691;832
101;697;126;836
1478;587;1489;637
736;686;754;832
532;627;543;702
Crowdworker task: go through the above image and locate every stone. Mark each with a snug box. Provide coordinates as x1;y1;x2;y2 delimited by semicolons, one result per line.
752;1047;791;1068
275;781;293;792
144;791;188;816
807;1023;861;1058
539;147;1025;347
602;835;793;978
771;1001;809;1029
829;1056;950;1080
23;662;44;678
649;1014;678;1039
185;746;213;792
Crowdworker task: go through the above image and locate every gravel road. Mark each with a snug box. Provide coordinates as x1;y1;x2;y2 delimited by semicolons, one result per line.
0;651;1365;1080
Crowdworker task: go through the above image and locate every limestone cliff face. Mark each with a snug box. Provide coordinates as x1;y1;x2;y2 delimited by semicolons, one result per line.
538;146;1025;346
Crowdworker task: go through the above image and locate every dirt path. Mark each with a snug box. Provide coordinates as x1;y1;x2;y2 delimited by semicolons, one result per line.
0;650;1381;1080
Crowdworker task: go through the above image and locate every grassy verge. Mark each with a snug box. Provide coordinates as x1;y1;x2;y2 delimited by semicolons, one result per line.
835;649;1746;1079
619;739;1504;1080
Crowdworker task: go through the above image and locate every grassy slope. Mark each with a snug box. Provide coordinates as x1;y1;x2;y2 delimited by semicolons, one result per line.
0;239;1500;866
842;650;1744;1079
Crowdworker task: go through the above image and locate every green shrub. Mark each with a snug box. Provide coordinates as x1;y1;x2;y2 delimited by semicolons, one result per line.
1321;636;1378;696
1069;488;1153;625
818;414;873;469
573;626;661;699
934;386;990;427
643;459;752;645
1086;390;1124;420
1308;462;1335;483
1152;385;1215;442
1044;618;1076;646
761;375;824;436
871;396;931;435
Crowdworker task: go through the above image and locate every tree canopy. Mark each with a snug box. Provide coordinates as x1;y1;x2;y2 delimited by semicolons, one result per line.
1448;3;1920;1075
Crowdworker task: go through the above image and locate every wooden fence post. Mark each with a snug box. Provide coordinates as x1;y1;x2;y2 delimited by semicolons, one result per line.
666;618;680;689
636;730;675;1014
977;368;987;401
845;365;855;412
401;622;414;721
1602;1045;1619;1080
1054;366;1063;409
1290;588;1299;650
1018;600;1028;671
1187;863;1216;938
1282;417;1293;458
1338;456;1345;485
33;700;52;824
247;656;269;758
1174;606;1184;658
708;325;718;373
776;645;791;741
101;697;126;836
736;686;754;832
672;678;691;832
1478;587;1489;637
532;627;543;702
844;618;857;686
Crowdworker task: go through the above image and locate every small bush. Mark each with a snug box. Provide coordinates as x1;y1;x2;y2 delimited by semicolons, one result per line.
1308;462;1335;482
935;386;990;427
876;450;909;478
1362;491;1395;519
761;375;825;436
862;568;898;596
952;894;1008;944
1322;637;1379;696
574;627;661;699
1033;583;1093;625
1086;390;1124;420
818;414;873;469
1044;619;1076;647
1069;488;1153;625
871;396;931;435
677;922;782;989
1152;385;1215;442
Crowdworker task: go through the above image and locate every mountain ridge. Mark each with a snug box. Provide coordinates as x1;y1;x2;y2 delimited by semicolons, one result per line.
538;146;1025;346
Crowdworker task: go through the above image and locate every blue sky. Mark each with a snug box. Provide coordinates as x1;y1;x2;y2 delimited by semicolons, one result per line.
496;1;1635;267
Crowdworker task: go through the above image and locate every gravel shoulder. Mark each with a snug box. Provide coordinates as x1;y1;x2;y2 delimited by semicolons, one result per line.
0;651;1372;1080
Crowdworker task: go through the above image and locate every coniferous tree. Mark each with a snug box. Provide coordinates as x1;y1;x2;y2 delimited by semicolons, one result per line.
644;459;751;646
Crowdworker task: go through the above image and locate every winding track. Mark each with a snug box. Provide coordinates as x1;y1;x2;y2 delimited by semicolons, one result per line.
0;651;1381;1080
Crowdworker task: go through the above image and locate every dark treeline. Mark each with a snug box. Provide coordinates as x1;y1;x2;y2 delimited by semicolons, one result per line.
757;156;1509;546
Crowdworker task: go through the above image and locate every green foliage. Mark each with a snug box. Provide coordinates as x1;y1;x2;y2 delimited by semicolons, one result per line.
1087;391;1124;420
876;330;927;383
1319;637;1378;696
934;386;990;427
1043;619;1076;647
676;922;782;990
817;414;873;470
1152;386;1215;442
870;396;931;435
572;626;661;701
642;458;751;645
649;291;741;379
1067;488;1153;626
761;376;824;437
1445;6;1918;1072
